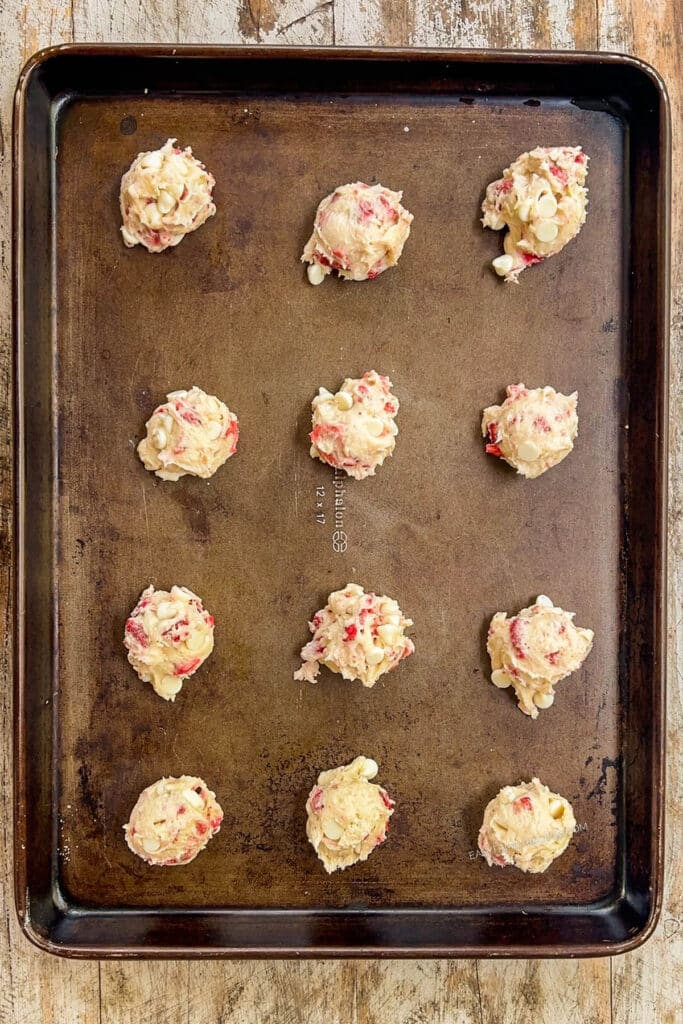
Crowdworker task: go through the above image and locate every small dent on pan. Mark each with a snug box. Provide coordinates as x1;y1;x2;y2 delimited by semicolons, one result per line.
119;115;138;136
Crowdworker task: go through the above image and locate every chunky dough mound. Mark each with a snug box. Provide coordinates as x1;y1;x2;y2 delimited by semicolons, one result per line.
487;595;594;718
138;386;239;481
482;146;589;282
309;370;399;480
120;138;216;253
124;584;215;701
306;756;395;873
294;583;414;688
302;182;413;283
482;383;578;479
124;776;223;866
478;777;576;873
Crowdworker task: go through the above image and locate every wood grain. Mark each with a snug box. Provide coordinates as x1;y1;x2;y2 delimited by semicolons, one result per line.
1;1;680;1022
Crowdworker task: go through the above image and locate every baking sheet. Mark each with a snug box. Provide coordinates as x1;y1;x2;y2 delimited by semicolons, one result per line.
14;46;668;956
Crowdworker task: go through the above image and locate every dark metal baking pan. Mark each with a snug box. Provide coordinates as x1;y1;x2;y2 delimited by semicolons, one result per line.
14;45;669;957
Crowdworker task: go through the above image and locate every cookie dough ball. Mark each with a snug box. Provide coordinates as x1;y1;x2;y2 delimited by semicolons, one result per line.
487;595;594;718
294;583;414;688
482;383;578;479
478;778;576;873
482;146;589;282
124;584;215;701
124;776;223;866
138;386;239;481
120;138;216;253
302;182;413;284
306;756;395;873
309;371;399;480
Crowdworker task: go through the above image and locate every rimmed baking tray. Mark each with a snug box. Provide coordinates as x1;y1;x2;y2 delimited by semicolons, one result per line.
13;45;669;957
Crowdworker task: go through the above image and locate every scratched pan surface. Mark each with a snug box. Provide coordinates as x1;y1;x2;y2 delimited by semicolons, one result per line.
14;47;668;956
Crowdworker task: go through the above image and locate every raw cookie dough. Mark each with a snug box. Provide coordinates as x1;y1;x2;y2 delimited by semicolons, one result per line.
120;138;216;253
124;584;215;701
306;756;395;873
124;775;223;866
138;386;239;481
482;383;578;479
478;777;576;873
487;595;594;718
294;583;414;688
481;146;589;282
309;370;399;480
302;182;413;284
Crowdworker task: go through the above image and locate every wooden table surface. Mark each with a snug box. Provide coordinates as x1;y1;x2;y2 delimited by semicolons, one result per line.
1;2;680;1021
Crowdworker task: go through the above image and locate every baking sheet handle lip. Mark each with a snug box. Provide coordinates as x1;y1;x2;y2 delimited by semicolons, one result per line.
12;29;29;933
12;42;673;93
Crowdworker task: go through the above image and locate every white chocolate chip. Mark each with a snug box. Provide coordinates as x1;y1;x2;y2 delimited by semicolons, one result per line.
549;797;565;818
167;390;186;400
307;263;326;286
185;631;205;653
152;427;167;450
535;594;553;608
121;227;137;246
144;205;163;229
156;601;177;620
334;391;354;411
309;445;318;457
491;669;511;689
159;675;183;697
206;421;222;440
183;787;204;808
534;691;555;709
366;646;385;666
156;190;175;214
536;193;558;219
360;758;379;779
322;818;344;840
377;624;399;644
365;418;384;437
141;835;161;853
140;152;163;171
533;219;559;243
517;440;540;461
517;199;532;222
492;254;514;277
160;414;174;432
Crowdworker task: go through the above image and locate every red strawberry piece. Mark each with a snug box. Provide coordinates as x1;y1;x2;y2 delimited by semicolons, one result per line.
310;786;324;813
125;619;148;647
522;252;543;266
547;651;560;665
486;443;503;457
509;618;527;659
174;657;201;677
498;178;514;194
343;624;357;642
514;796;533;813
195;820;208;835
380;791;394;810
488;422;498;443
550;165;568;185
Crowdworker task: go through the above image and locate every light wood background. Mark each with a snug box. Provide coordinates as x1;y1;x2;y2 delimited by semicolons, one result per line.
1;2;680;1022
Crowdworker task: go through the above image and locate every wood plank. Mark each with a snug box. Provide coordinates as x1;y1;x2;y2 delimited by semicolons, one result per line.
335;0;597;50
597;0;683;1017
0;3;679;1023
0;4;98;1021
